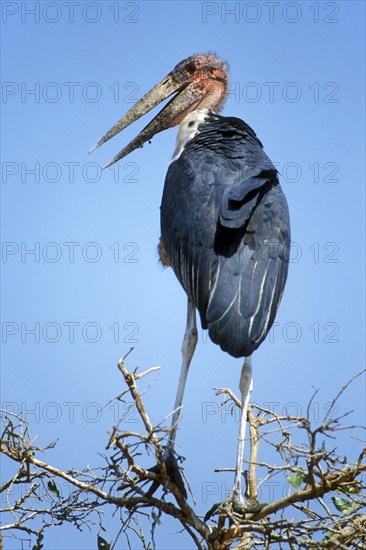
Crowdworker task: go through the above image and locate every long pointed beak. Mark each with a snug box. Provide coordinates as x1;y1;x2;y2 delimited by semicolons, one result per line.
89;74;199;168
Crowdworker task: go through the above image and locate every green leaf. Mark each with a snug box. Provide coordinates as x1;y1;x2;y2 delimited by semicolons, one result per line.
338;484;360;494
332;497;361;515
97;535;111;550
47;480;60;497
287;471;305;488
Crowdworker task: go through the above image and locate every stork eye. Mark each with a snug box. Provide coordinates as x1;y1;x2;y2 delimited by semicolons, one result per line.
208;68;219;78
186;62;197;75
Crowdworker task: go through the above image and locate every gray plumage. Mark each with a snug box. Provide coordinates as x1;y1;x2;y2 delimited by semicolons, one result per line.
161;112;290;357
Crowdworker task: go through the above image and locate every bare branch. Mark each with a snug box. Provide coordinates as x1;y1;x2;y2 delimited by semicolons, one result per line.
1;358;365;549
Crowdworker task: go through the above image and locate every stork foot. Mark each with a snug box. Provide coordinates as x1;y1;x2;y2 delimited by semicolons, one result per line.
204;495;266;522
145;448;187;499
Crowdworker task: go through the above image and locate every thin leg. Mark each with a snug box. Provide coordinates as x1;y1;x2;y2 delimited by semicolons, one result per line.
167;299;197;451
231;355;253;506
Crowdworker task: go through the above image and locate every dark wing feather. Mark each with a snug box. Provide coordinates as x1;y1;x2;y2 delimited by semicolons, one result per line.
220;173;273;229
207;182;290;356
160;113;290;358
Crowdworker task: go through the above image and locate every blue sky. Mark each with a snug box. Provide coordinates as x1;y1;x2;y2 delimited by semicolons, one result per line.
1;1;365;548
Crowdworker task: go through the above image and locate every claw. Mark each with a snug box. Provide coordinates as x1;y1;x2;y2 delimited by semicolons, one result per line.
146;448;187;499
204;497;267;522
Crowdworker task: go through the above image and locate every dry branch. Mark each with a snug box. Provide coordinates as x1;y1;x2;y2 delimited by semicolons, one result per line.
1;358;365;549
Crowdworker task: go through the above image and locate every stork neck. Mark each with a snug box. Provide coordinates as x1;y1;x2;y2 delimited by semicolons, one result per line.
171;109;211;163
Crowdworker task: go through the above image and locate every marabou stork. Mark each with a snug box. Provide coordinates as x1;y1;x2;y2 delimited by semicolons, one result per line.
90;53;290;509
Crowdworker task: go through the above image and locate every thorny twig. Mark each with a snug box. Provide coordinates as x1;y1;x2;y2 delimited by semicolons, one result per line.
1;355;365;549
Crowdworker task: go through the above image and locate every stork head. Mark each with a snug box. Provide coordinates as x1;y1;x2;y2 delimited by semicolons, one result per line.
89;52;229;168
